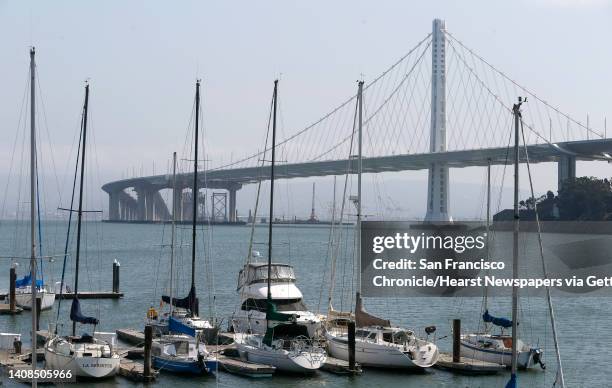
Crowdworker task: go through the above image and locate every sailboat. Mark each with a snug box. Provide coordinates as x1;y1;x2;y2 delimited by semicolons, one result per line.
324;81;439;370
12;48;56;312
44;81;120;379
149;81;217;375
234;80;327;373
459;99;545;372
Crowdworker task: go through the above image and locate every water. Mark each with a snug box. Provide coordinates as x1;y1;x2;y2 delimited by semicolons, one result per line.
0;220;609;387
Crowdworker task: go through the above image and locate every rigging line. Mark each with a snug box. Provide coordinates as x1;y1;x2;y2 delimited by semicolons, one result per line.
311;40;432;161
212;34;432;170
444;31;603;138
446;39;553;146
519;114;565;388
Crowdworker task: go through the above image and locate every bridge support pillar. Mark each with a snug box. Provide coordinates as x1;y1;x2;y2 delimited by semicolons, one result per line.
145;190;154;221
558;155;576;191
135;186;147;221
425;18;451;222
172;185;184;222
229;187;237;222
109;191;120;221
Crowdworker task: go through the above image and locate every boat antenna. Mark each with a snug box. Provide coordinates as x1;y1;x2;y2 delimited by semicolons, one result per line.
29;46;39;386
72;82;89;337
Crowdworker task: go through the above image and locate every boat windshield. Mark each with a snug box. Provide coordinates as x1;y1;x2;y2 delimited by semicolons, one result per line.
239;264;296;286
241;298;307;312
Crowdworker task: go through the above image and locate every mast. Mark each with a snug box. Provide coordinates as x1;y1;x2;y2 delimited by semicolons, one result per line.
190;80;200;315
170;152;177;316
29;46;38;385
483;159;491;311
510;97;523;382
267;80;278;304
72;83;89;336
357;80;363;293
327;176;337;310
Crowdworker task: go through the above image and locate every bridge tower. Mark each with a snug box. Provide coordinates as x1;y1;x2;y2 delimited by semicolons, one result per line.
425;18;451;222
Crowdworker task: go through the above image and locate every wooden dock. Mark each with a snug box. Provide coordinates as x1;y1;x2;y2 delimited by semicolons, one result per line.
322;356;362;375
116;328;145;345
0;304;22;315
118;357;158;382
434;352;506;375
56;291;124;299
216;354;276;377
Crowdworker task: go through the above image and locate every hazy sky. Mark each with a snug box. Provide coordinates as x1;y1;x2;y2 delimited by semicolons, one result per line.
1;0;611;219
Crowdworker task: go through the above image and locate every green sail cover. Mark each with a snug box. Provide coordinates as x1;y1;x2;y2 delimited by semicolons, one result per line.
263;301;298;346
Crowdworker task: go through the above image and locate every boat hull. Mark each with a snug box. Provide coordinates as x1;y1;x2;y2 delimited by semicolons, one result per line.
45;347;119;378
15;291;55;311
460;340;538;369
325;332;435;369
152;355;213;375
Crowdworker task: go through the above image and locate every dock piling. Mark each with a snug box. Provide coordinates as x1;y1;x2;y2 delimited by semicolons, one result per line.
348;320;356;371
452;319;461;363
112;260;120;294
143;325;152;379
9;266;16;312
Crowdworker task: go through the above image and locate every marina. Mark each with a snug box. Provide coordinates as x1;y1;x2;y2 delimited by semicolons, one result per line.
0;2;610;387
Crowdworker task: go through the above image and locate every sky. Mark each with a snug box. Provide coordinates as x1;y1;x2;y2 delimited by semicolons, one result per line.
0;0;611;220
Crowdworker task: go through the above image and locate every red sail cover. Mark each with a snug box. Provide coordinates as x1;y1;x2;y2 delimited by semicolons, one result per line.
355;292;390;327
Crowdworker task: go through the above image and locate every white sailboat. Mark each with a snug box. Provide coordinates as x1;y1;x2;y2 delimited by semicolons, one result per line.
234;80;327;373
459;101;545;373
323;80;439;370
44;82;119;379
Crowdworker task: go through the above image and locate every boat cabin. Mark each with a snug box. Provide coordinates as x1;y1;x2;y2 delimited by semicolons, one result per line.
237;263;296;288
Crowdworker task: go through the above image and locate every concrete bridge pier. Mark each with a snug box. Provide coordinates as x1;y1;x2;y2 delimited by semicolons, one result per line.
227;184;242;222
109;191;120;221
558;155;576;190
172;184;185;222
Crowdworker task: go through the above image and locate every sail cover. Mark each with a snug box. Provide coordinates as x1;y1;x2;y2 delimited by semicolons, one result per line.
162;285;198;313
355;292;391;327
15;274;43;288
482;310;512;328
168;316;196;337
265;300;298;323
70;299;99;325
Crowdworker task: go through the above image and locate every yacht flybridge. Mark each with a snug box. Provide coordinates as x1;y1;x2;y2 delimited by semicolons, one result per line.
232;262;322;337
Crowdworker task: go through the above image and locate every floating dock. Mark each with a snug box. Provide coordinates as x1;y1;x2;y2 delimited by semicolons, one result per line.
116;328;145;345
434;352;506;375
0;304;23;315
322;356;362;375
217;353;276;377
118;357;158;382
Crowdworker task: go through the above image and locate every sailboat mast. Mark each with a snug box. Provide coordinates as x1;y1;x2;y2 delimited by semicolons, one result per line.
190;80;200;312
357;80;364;293
267;80;278;303
72;83;89;337
29;46;38;385
483;159;491;310
511;98;522;379
170;152;177;316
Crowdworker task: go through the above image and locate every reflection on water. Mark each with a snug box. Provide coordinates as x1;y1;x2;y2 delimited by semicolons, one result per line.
1;221;610;387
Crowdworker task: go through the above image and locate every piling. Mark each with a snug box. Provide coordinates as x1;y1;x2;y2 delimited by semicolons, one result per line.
35;297;42;331
348;321;356;371
112;260;120;293
452;319;461;363
143;325;152;379
9;267;16;312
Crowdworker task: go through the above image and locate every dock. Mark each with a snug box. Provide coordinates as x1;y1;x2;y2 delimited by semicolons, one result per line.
56;291;123;299
118;357;158;382
434;352;506;375
116;328;145;345
322;356;362;375
217;353;276;377
0;304;23;315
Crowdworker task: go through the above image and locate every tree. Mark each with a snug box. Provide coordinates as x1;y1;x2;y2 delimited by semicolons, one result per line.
557;177;612;221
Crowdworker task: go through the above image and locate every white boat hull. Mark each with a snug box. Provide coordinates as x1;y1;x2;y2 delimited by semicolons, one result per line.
44;337;119;378
325;331;437;369
234;333;326;373
460;340;538;369
15;291;55;311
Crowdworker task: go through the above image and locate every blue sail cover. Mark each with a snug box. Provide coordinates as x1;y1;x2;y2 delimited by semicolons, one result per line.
70;299;99;325
483;310;512;328
505;373;517;388
15;274;43;288
168;316;196;337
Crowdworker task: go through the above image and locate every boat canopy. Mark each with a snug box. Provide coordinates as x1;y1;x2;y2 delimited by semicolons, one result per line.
162;285;198;314
483;310;512;328
355;292;390;328
70;298;99;325
238;263;295;288
168;316;196;337
15;274;43;288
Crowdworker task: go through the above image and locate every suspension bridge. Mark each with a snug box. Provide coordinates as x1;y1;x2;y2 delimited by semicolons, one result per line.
101;19;612;223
